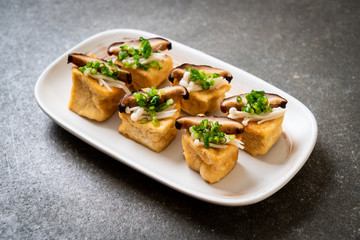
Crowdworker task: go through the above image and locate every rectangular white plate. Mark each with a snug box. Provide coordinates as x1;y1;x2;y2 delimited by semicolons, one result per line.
35;29;317;206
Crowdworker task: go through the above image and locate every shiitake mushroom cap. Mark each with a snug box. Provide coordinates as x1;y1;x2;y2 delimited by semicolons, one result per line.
68;53;132;84
168;63;233;83
118;85;189;113
108;37;171;56
175;115;244;134
220;93;287;113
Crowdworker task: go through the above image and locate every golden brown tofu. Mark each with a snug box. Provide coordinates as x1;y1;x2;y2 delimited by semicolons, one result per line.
169;64;232;115
171;74;231;115
116;55;173;90
181;132;239;183
180;84;231;115
118;105;181;152
68;68;127;121
240;116;284;156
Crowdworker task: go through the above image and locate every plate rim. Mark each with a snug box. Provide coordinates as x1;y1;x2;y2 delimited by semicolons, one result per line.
34;28;318;206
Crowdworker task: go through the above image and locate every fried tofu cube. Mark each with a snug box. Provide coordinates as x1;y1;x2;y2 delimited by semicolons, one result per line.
181;131;239;183
179;84;231;115
241;116;284;156
118;106;181;152
169;64;232;115
68;68;127;121
116;55;173;90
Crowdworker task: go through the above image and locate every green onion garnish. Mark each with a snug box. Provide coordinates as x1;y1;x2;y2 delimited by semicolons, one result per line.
117;37;162;70
133;87;174;126
236;96;242;103
241;90;272;115
186;67;220;90
78;60;120;80
190;120;227;149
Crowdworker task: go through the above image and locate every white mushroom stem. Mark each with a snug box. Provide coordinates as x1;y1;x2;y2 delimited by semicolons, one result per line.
227;107;286;126
84;68;131;94
121;52;166;69
193;139;229;149
179;71;228;92
189;127;244;149
125;105;177;122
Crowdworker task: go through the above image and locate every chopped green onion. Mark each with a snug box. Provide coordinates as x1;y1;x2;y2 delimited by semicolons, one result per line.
117;37;162;71
190;120;230;149
79;60;121;80
241;90;272;115
236;96;242;103
149;60;162;70
166;98;174;106
140;118;148;124
124;62;133;68
118;50;129;60
228;135;235;141
151;118;160;126
128;47;137;56
140;37;153;59
120;44;129;50
186;67;220;90
137;62;149;70
78;66;86;73
90;68;97;75
133;87;175;126
93;62;100;69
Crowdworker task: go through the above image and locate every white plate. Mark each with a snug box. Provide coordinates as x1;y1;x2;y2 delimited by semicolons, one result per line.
35;29;317;206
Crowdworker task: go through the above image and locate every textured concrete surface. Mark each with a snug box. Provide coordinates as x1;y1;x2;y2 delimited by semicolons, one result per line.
1;0;359;239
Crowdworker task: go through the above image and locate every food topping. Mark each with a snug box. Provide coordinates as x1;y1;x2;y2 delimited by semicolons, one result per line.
78;60;131;94
175;116;244;149
68;53;131;94
175;115;244;134
119;85;188;111
169;64;232;83
188;119;244;149
121;86;188;126
168;64;232;92
68;53;131;82
241;90;272;114
221;91;288;125
108;37;171;55
115;37;166;70
221;92;287;112
179;67;229;92
228;107;286;125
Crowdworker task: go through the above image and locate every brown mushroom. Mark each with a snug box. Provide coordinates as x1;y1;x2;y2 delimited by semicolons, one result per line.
220;93;288;113
67;53;132;83
159;85;189;101
175;116;244;134
107;37;172;56
118;86;189;113
168;63;233;83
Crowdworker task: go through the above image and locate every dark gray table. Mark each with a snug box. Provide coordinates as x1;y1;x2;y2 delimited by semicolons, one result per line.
1;0;359;239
